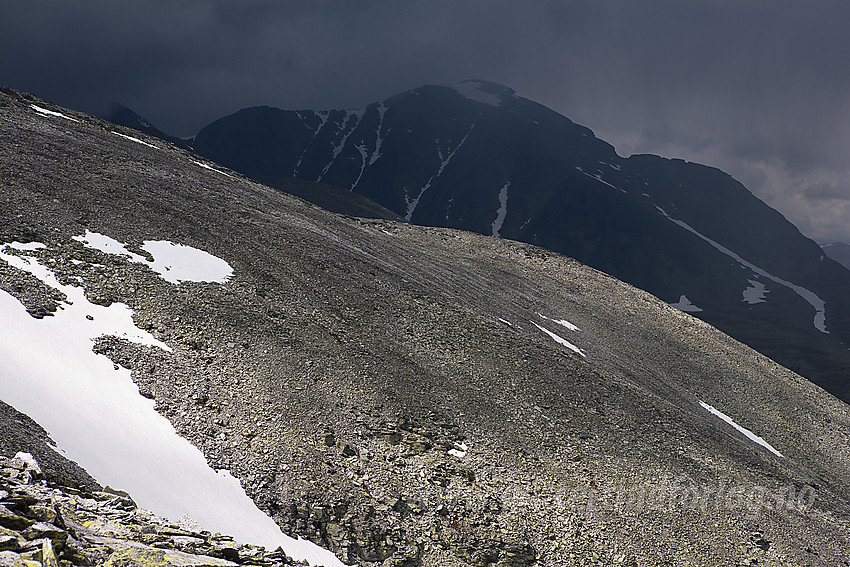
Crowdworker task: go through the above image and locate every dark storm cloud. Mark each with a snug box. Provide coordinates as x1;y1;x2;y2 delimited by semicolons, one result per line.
3;0;850;241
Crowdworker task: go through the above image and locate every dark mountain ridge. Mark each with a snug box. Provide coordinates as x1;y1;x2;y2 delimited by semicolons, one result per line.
822;241;850;271
101;102;194;150
2;87;850;565
191;80;850;402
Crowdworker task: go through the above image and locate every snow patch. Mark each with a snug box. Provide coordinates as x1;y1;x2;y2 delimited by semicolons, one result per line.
31;104;79;122
112;131;159;149
406;119;477;220
670;295;703;312
656;206;827;333
538;313;581;332
449;81;503;106
73;231;233;284
0;242;345;566
293;111;331;177
369;102;388;166
0;244;171;351
742;279;768;304
351;144;370;191
448;442;468;458
7;241;46;252
699;401;783;457
491;183;510;237
13;452;42;474
193;161;232;177
532;322;585;357
577;169;625;193
349;103;390;189
318;110;364;182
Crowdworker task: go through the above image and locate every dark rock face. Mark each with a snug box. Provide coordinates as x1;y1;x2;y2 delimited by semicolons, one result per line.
0;401;98;492
2;87;850;565
193;80;850;403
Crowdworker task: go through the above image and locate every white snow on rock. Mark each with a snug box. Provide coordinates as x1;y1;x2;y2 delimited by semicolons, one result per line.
449;80;503;106
0;244;172;351
293;111;331;177
491;182;509;237
319;110;364;182
538;313;581;332
73;231;233;284
112;131;159;149
351;144;370;191
448;441;468;458
532;322;585;357
698;401;783;457
742;279;768;304
577;169;624;193
406;119;477;221
0;242;345;566
140;241;233;285
13;452;42;474
657;206;827;333
7;241;46;251
670;295;703;312
30;104;79;122
369;102;388;166
193;160;233;177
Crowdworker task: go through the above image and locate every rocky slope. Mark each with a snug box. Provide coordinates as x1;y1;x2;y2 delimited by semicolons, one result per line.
0;401;98;494
2;87;850;566
191;80;850;403
0;452;300;566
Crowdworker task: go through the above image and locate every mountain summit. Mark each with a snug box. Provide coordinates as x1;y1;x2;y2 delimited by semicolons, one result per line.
192;81;850;403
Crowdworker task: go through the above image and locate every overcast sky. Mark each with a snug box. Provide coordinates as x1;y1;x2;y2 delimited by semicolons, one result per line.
4;1;850;242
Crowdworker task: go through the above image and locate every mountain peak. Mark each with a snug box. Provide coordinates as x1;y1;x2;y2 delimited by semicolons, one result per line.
441;79;517;106
100;103;193;149
102;102;155;130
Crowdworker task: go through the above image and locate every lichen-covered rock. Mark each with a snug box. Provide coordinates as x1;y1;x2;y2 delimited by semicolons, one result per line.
0;453;298;567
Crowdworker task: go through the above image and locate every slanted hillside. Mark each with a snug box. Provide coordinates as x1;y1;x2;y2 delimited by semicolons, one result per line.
193;80;850;403
822;241;850;272
2;87;850;566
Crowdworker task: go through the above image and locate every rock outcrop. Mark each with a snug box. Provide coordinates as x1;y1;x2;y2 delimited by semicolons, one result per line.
0;453;299;567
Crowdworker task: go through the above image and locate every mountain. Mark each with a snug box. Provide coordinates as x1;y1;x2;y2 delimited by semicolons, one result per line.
3;87;850;565
100;104;400;221
822;241;850;271
192;80;850;403
101;102;194;150
0;453;304;566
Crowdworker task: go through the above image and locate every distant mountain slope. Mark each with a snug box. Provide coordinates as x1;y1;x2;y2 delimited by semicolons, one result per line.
101;103;400;220
3;87;850;566
101;102;194;149
193;80;850;402
822;241;850;271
